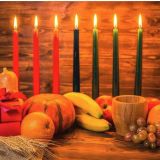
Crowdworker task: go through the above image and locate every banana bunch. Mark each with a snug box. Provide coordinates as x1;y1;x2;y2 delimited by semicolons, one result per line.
64;92;112;132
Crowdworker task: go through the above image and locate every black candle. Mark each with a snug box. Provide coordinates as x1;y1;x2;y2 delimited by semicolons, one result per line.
73;14;80;92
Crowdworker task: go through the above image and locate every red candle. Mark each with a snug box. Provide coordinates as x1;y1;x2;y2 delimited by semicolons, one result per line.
33;16;40;95
53;15;59;94
13;17;19;91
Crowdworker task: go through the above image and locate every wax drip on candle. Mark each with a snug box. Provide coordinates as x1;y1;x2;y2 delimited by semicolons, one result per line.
34;16;38;29
14;17;17;30
55;15;58;29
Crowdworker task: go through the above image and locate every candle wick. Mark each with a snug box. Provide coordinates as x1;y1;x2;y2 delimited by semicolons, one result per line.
34;26;38;29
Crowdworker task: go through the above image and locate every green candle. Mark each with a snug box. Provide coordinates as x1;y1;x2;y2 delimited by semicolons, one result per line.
134;14;143;96
112;14;119;97
92;14;99;100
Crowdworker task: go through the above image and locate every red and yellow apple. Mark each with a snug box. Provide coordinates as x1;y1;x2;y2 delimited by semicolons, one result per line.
146;97;160;113
95;95;113;123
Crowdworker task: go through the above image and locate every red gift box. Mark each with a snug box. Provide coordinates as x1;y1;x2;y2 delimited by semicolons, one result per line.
0;88;26;123
0;100;22;122
0;122;20;136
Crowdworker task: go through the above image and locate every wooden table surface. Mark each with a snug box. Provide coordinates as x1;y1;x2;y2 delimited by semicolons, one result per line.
53;123;160;160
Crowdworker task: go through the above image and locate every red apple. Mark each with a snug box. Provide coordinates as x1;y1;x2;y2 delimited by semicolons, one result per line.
95;95;113;123
146;97;160;113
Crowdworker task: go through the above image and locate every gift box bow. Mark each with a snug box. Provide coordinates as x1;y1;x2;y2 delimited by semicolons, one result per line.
0;88;27;110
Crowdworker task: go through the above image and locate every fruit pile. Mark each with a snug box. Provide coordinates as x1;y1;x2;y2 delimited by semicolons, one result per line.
20;91;160;146
20;92;114;140
125;117;160;149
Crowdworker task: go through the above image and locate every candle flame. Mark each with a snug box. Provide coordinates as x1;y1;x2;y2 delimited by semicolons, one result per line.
139;14;142;28
55;15;58;29
14;17;17;30
94;14;97;28
114;14;117;28
75;14;78;29
34;16;38;28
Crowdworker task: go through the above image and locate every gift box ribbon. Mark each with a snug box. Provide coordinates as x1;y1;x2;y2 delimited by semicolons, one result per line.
0;88;27;110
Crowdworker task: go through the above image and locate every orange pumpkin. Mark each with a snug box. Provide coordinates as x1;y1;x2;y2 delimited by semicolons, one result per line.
22;94;75;134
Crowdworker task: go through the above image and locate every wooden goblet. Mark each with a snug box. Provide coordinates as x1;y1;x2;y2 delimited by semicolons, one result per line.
112;95;148;136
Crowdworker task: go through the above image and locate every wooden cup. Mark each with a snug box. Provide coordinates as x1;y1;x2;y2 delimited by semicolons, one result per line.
112;95;148;136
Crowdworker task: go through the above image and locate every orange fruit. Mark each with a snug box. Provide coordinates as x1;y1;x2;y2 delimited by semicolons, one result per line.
21;112;55;140
147;105;160;124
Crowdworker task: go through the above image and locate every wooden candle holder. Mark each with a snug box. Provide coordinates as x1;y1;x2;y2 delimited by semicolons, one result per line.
112;95;148;136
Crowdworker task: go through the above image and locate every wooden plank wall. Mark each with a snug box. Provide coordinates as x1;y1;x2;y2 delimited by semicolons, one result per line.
0;1;160;98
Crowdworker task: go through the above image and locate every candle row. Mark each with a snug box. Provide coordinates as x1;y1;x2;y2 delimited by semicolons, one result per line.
13;15;60;95
12;14;142;99
92;14;142;99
